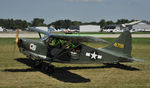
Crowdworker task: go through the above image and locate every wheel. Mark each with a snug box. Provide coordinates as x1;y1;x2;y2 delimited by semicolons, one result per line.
33;60;43;68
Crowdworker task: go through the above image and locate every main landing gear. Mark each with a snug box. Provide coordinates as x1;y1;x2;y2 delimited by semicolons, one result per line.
32;59;55;74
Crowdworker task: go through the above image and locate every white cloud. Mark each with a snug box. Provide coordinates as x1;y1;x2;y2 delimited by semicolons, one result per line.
65;0;104;3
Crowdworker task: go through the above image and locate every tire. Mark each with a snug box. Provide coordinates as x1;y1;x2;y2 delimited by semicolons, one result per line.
33;60;43;68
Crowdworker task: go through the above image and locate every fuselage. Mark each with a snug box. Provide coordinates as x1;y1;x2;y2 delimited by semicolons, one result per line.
18;38;133;64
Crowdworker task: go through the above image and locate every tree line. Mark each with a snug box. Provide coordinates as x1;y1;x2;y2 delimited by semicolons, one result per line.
0;18;150;30
0;18;46;30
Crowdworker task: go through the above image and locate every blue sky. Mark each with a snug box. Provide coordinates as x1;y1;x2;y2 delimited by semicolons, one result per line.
0;0;150;23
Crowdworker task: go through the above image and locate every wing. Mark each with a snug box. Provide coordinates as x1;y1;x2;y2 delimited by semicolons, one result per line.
28;27;50;35
50;34;108;43
28;27;108;43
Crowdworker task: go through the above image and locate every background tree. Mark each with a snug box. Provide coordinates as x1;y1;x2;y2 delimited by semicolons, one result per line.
0;19;28;30
72;21;82;26
106;20;114;25
116;19;130;24
31;18;47;27
50;19;73;29
99;19;106;28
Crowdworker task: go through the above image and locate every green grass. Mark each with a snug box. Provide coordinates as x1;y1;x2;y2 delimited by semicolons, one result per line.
0;38;150;88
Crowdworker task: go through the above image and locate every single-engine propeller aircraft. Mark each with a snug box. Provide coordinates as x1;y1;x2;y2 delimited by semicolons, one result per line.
14;27;144;73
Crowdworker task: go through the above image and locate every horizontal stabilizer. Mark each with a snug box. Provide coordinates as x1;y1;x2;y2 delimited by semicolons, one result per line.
131;58;145;62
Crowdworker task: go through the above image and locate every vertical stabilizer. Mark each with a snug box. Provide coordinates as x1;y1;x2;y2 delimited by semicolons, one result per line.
103;30;132;57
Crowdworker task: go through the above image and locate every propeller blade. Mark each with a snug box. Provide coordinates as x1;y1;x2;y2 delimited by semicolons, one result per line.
15;29;20;44
13;29;20;57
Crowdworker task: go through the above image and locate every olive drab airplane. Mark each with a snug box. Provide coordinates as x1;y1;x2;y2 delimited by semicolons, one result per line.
14;27;144;73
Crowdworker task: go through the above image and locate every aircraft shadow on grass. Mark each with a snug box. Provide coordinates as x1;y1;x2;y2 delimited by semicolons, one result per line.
4;58;140;83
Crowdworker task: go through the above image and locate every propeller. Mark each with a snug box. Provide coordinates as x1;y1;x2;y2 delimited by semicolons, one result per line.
13;29;20;57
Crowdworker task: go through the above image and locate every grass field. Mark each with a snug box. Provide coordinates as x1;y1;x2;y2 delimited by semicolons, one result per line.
0;38;150;88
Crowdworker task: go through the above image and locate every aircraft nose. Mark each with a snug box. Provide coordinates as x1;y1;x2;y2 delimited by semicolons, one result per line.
18;38;23;47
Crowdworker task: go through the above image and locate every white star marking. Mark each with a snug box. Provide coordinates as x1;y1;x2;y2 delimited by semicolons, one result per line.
86;52;102;60
91;52;97;59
